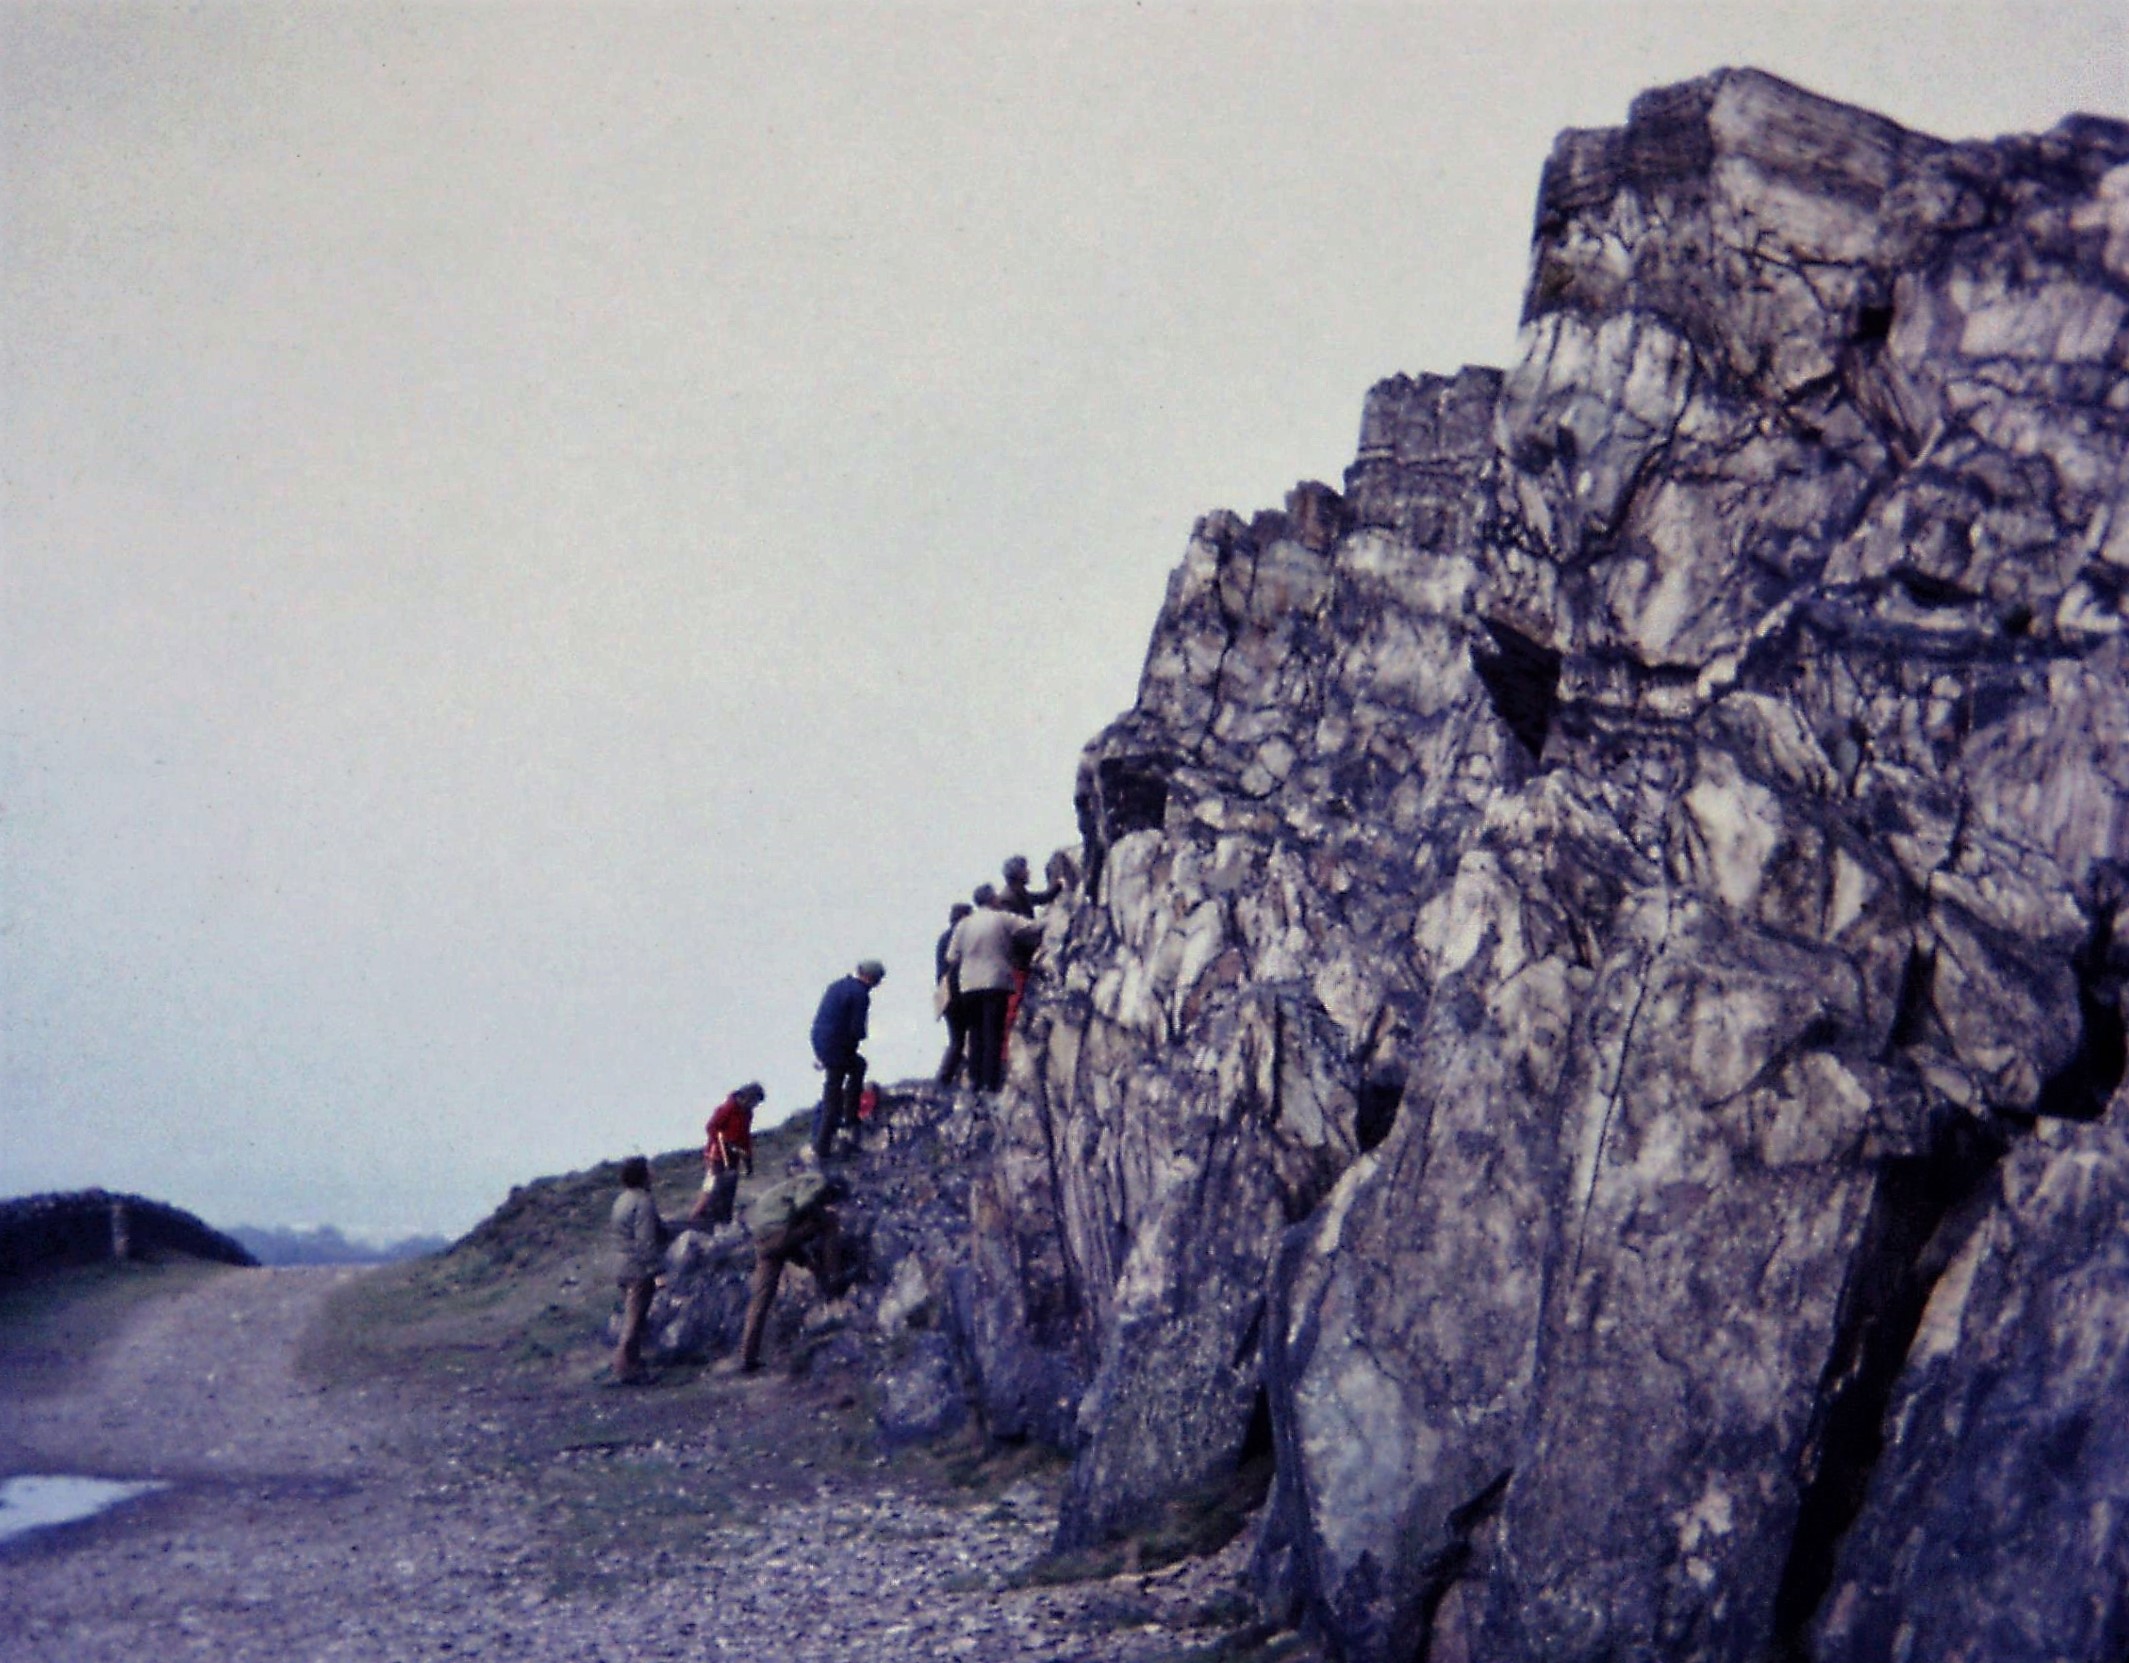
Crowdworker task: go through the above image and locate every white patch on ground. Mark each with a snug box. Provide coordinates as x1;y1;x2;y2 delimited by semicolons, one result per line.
0;1475;168;1544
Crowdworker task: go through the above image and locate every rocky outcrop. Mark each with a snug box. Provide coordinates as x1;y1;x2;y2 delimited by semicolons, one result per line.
0;1189;258;1279
642;1087;993;1449
966;69;2129;1662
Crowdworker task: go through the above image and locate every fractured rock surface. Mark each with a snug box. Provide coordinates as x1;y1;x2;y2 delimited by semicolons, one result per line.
967;69;2129;1663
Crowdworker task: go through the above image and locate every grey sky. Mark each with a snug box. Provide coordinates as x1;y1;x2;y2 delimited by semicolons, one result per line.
4;3;2123;1236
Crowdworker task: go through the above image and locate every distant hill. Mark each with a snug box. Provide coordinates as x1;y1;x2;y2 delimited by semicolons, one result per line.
0;1190;256;1279
228;1224;451;1267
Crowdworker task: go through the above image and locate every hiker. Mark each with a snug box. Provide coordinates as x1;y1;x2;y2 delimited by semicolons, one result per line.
934;901;974;1086
609;1155;671;1384
687;1082;763;1230
999;855;1063;1045
810;958;883;1160
946;891;1044;1092
999;853;1062;919
737;1170;855;1373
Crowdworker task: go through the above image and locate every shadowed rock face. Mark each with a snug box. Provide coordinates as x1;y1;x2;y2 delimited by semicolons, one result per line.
966;69;2129;1663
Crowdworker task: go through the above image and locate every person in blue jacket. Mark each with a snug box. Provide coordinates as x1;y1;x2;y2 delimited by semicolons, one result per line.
810;958;883;1160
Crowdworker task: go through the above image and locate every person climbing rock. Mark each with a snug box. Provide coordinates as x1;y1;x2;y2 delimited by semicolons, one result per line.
608;1155;671;1384
997;856;1063;1052
946;893;1042;1093
998;853;1061;919
736;1170;855;1373
934;901;973;1086
686;1082;762;1230
810;958;883;1160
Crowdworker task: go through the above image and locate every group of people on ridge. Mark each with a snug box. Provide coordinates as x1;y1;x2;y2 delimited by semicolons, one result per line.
607;959;879;1384
934;852;1068;1092
605;850;1072;1384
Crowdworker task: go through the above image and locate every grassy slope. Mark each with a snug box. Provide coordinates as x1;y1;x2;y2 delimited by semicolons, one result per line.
298;1145;711;1391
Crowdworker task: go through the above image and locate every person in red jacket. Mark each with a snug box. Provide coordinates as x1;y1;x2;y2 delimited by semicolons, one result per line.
686;1082;763;1229
998;856;1062;1062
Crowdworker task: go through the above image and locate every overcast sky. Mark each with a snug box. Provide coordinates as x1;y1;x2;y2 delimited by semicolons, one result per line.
4;3;2123;1238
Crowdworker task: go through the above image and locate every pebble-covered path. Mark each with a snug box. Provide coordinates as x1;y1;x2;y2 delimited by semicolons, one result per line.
0;1267;1274;1661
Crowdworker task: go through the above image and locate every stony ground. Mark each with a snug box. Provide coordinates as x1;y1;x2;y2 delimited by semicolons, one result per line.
0;1257;1306;1662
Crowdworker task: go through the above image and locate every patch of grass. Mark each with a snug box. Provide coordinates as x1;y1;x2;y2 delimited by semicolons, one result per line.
296;1149;705;1392
1016;1454;1274;1586
300;1122;822;1395
919;1427;1070;1497
0;1258;235;1397
1148;1625;1323;1663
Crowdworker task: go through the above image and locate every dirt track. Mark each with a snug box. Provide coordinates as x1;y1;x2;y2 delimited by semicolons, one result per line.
0;1264;1272;1661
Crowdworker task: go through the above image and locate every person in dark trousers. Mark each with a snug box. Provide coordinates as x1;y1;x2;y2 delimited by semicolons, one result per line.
810;958;883;1160
998;856;1062;1046
935;901;974;1086
609;1155;670;1384
738;1171;854;1373
687;1082;762;1229
947;895;1043;1092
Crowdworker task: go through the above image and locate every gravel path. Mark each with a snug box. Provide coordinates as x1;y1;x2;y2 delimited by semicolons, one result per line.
0;1266;1271;1661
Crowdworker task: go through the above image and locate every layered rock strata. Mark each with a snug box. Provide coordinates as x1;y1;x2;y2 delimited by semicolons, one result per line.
966;69;2129;1663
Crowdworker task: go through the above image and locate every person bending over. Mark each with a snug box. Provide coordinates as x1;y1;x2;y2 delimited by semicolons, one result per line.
737;1171;855;1373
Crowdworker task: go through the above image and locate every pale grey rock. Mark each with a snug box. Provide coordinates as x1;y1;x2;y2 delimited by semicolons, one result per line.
962;66;2129;1663
876;1330;970;1448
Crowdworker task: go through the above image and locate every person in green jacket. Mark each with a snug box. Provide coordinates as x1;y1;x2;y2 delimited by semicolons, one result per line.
737;1171;855;1373
609;1156;671;1383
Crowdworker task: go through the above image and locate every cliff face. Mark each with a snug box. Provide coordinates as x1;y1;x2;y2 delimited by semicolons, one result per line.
966;70;2129;1663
